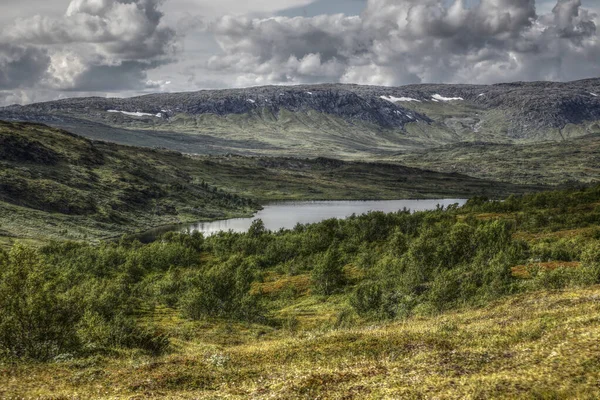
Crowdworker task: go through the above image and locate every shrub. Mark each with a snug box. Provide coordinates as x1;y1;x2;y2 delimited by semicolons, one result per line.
311;245;345;295
350;281;384;316
181;255;263;321
0;244;80;361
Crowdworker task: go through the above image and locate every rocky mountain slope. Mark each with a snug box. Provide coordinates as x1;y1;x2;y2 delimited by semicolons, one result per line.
1;79;599;158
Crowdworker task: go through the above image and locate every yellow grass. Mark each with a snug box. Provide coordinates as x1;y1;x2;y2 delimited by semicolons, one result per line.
512;261;582;278
251;273;312;297
3;286;600;399
514;228;596;242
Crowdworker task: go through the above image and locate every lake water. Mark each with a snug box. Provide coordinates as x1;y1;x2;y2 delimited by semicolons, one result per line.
137;199;466;241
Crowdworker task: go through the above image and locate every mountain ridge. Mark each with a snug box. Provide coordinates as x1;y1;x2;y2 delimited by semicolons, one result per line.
1;78;599;159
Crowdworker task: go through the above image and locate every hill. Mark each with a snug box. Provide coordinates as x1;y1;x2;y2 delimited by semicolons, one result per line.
2;184;600;398
0;120;258;243
0;120;541;244
392;133;600;185
1;79;599;159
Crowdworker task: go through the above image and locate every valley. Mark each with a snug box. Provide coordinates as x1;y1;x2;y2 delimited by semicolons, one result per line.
0;120;539;245
1;79;600;399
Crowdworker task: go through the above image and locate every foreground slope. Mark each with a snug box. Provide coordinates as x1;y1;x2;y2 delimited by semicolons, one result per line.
2;185;600;398
0;120;540;243
1;79;599;159
3;286;599;399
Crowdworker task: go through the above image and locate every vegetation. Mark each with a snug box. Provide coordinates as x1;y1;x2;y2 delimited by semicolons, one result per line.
393;133;600;185
0;120;540;245
0;121;257;244
2;185;600;397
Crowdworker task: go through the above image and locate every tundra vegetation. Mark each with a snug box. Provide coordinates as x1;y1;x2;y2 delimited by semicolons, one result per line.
0;120;539;246
1;185;600;398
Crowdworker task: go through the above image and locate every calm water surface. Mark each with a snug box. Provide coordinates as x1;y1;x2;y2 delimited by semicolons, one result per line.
139;199;466;241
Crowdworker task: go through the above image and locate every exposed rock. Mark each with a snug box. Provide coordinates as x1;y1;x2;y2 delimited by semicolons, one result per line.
1;78;599;152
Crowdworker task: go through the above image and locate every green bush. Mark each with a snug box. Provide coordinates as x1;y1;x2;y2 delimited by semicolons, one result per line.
0;244;80;361
181;255;263;321
311;245;345;295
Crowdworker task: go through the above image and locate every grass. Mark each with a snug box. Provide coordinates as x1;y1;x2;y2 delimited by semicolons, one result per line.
2;286;600;399
392;133;600;185
512;262;582;278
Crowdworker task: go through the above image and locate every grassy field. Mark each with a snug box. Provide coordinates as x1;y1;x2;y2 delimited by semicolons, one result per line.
2;286;599;399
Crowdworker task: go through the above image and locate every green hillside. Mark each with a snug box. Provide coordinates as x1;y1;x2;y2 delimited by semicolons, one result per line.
2;184;600;398
392;133;600;185
0;120;540;244
0;121;257;243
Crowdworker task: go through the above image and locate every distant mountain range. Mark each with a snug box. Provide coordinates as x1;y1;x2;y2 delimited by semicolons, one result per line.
1;78;599;159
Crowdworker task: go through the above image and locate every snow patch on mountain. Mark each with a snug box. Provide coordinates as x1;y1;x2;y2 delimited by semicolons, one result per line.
107;110;160;117
432;94;464;101
380;95;421;103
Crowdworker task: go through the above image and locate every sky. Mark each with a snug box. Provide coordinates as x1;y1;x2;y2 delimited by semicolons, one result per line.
0;0;599;105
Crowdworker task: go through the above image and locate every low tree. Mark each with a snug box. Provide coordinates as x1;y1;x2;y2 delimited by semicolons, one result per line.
312;244;345;295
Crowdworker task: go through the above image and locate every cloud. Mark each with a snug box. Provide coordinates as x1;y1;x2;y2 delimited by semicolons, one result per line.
0;0;176;98
6;0;176;59
1;0;599;107
0;44;51;90
206;0;600;86
207;13;364;85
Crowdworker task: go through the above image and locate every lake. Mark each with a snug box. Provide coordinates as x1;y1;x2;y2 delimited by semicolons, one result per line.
137;199;467;242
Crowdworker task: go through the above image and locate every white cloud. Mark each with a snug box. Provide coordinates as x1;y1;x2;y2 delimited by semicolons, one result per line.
0;0;176;98
205;0;600;87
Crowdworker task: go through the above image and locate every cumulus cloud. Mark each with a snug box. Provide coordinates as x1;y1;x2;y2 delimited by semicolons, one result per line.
0;0;176;99
0;44;51;90
6;0;176;59
1;0;599;107
207;0;600;86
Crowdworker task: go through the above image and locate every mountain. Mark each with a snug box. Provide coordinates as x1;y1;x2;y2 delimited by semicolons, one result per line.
2;79;599;159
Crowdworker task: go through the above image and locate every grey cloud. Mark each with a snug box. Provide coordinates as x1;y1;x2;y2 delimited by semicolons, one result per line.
4;0;176;60
0;44;51;90
0;0;176;96
63;61;166;91
552;0;596;42
207;0;599;86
